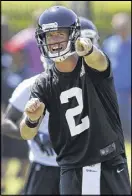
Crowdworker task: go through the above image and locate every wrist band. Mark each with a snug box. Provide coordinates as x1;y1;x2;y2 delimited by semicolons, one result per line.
84;45;93;56
25;117;40;128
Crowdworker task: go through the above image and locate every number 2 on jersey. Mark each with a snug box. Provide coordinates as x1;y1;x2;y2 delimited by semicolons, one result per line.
60;87;90;136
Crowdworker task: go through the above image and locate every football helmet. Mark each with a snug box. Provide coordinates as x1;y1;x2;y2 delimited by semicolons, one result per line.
79;16;100;47
35;6;80;62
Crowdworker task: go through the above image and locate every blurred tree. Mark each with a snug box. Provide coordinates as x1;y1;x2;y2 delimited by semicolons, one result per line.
55;1;64;6
2;1;130;34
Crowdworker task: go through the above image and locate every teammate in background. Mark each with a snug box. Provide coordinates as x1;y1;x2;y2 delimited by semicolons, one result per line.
1;16;100;195
1;60;60;195
20;6;131;194
4;9;44;77
79;16;100;48
102;13;131;142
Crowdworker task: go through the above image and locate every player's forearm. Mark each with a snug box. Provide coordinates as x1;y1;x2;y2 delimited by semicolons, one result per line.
20;117;38;140
84;45;108;71
2;119;22;140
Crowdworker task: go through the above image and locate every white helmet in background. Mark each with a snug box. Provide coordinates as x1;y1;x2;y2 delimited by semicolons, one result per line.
79;16;100;48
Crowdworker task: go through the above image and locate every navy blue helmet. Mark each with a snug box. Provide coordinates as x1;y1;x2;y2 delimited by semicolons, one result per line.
35;6;80;62
79;16;100;47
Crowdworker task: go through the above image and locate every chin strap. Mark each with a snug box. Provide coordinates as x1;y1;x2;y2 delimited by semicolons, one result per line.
53;51;76;62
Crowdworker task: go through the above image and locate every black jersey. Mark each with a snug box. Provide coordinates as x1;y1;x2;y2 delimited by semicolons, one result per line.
30;57;125;168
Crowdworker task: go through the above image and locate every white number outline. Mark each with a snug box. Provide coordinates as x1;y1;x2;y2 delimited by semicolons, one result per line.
60;87;90;136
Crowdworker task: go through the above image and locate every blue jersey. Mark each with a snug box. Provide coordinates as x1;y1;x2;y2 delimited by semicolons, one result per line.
102;35;131;91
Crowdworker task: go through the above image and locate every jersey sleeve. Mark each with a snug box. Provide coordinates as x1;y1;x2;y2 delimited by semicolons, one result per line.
83;54;113;81
9;81;30;112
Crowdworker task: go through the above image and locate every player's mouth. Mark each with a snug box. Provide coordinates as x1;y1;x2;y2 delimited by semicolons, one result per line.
51;45;63;53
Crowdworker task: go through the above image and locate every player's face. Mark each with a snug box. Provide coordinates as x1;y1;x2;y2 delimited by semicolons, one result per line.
45;29;69;54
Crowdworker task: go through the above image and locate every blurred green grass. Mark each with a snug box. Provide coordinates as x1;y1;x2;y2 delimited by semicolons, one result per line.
92;1;131;13
125;142;131;175
1;1;131;35
1;142;131;195
2;1;131;13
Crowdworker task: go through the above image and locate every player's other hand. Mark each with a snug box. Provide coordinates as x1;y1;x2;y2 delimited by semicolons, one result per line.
24;98;45;121
75;37;93;56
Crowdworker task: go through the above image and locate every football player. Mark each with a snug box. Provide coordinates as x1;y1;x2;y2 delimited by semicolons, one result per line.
20;6;131;195
2;16;100;195
2;58;60;195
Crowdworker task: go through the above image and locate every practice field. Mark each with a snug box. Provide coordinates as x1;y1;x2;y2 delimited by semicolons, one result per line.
1;142;131;195
125;142;131;176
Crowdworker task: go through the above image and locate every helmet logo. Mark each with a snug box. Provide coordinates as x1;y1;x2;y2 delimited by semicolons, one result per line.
81;29;96;38
42;22;58;32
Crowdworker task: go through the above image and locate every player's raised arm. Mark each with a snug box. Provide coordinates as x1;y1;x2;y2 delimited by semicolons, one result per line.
75;37;108;72
20;98;45;140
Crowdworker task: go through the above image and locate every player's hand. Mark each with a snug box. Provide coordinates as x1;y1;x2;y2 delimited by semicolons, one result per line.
24;98;45;121
75;37;93;56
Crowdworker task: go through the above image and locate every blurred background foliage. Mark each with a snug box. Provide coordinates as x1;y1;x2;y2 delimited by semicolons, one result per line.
2;1;131;41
